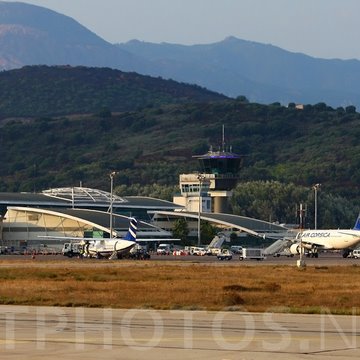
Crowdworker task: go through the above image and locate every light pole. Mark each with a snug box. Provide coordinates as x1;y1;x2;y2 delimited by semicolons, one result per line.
313;183;321;230
297;203;306;268
197;174;206;246
109;171;116;240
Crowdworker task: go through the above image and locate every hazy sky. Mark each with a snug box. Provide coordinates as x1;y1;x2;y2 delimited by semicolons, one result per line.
4;0;360;59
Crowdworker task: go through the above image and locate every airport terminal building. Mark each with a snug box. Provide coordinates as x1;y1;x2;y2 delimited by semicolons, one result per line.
0;187;180;251
0;187;287;252
0;150;289;252
0;135;291;251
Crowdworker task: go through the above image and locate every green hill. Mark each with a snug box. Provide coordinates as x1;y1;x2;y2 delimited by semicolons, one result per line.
0;95;358;195
0;66;359;227
0;65;226;118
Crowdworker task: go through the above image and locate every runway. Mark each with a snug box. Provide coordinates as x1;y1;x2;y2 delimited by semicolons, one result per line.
0;252;359;267
0;306;359;359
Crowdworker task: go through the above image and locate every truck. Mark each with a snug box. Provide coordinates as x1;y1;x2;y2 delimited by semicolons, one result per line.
239;248;265;261
62;242;83;257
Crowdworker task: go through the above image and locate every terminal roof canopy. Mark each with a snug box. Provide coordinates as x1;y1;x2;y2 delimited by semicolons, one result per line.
151;211;289;239
0;188;183;218
42;187;127;205
6;207;173;239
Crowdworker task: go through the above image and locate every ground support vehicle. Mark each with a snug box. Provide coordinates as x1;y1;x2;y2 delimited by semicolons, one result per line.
273;248;294;257
156;244;172;255
217;249;233;261
188;246;207;256
230;245;243;254
239;248;265;261
128;249;151;260
62;242;83;257
349;249;360;259
206;247;222;256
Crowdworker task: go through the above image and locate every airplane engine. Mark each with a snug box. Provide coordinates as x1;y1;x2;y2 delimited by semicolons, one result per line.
290;244;301;254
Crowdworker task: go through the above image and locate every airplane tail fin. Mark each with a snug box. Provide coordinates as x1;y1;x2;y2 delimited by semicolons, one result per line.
123;217;137;241
353;213;360;230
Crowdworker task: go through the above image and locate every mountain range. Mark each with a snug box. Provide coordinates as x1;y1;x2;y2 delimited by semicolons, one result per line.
1;1;360;108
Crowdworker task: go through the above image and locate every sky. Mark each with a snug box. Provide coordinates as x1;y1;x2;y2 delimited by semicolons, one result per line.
4;0;360;60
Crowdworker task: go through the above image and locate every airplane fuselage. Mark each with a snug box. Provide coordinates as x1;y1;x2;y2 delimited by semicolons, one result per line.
83;238;136;257
296;229;360;249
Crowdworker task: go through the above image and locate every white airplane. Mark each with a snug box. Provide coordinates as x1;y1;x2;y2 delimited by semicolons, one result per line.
81;217;138;259
40;215;180;259
288;214;360;258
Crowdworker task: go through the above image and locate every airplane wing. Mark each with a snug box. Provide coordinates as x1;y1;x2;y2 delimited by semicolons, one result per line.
38;235;181;242
38;235;93;241
300;239;327;248
136;238;181;242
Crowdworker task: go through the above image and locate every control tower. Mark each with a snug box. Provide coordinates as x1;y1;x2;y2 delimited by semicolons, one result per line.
174;126;243;213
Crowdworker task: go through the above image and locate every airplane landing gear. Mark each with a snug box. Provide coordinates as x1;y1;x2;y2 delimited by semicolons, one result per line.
306;246;319;258
342;249;351;258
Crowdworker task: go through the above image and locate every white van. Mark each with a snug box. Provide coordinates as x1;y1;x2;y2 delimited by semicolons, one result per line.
156;244;172;255
189;246;207;256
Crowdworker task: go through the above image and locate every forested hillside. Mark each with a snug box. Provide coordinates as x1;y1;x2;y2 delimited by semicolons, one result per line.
1;95;359;195
0;66;359;228
0;66;226;118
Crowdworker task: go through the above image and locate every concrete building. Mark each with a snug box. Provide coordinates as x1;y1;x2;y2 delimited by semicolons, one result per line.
156;136;289;242
174;134;243;214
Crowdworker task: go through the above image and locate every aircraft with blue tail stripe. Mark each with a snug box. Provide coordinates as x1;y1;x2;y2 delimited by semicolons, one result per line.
81;217;138;259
